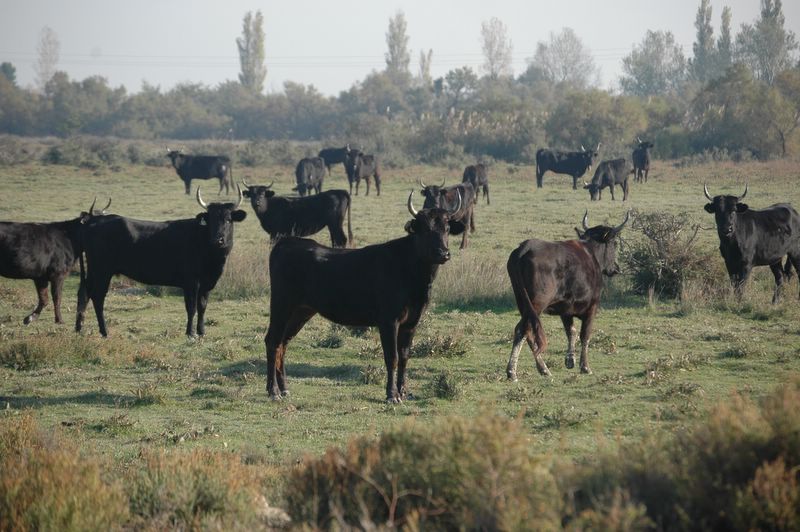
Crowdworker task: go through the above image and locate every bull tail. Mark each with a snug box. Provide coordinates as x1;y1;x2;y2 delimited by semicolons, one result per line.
346;194;353;247
507;252;543;340
76;251;87;330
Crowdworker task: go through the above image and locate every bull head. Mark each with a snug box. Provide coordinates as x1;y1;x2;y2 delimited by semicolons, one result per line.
407;189;461;216
703;183;747;202
88;196;112;215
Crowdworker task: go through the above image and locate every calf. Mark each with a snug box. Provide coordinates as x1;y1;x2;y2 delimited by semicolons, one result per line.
506;211;629;378
420;179;476;249
75;187;247;337
264;190;460;403
294;157;327;197
462;163;490;204
166;148;232;195
703;184;800;303
242;180;353;247
583;158;632;201
0;198;109;324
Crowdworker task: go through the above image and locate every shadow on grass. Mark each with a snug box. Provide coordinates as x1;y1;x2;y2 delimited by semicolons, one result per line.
433;294;514;314
220;358;362;382
0;391;136;409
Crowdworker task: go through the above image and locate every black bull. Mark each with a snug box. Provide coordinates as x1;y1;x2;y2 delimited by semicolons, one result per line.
420;180;476;249
703;184;800;303
75;187;247;337
264;190;461;403
632;139;653;183
318;145;353;174
294;157;327;197
462;164;490;204
0;198;110;325
535;146;600;189
242;180;353;248
166;149;233;195
506;211;629;378
583;158;632;201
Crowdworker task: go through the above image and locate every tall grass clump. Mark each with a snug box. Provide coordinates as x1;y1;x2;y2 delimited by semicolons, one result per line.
0;414;129;531
622;210;719;300
285;415;561;530
432;254;512;309
214;245;270;299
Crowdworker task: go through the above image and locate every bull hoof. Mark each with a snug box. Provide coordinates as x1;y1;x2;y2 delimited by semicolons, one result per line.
386;396;402;404
280;390;290;397
565;356;575;369
23;315;37;325
580;367;593;375
506;372;518;382
269;393;283;402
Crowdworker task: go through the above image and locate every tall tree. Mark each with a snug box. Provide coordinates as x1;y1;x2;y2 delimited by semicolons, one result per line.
735;0;798;85
620;30;687;97
529;28;598;89
418;49;433;87
0;62;16;86
385;10;411;85
480;17;513;80
237;11;267;94
444;67;478;108
35;26;60;91
716;6;733;74
690;0;715;83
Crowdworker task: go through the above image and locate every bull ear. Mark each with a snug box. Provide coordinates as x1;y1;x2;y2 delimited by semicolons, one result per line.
265;190;275;198
241;189;253;198
704;203;715;213
404;219;418;234
196;213;208;226
736;203;749;213
232;210;247;222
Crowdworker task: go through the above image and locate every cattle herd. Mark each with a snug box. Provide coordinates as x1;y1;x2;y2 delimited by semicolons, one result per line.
2;139;799;404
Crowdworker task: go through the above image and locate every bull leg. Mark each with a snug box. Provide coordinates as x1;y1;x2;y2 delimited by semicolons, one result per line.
355;178;360;196
396;328;414;399
536;170;544;189
277;309;315;396
578;310;596;375
644;168;649;183
374;175;381;196
561;316;577;369
788;253;800;298
329;225;347;248
196;290;210;336
609;184;615;201
506;319;528;381
218;177;224;195
183;284;199;337
572;175;579;190
623;181;629;202
769;262;785;304
484;184;490;205
24;278;49;325
378;321;401;403
470;210;476;233
75;273;89;332
365;177;371;196
50;273;66;324
264;310;290;400
90;275;113;337
184;178;191;195
524;321;550;376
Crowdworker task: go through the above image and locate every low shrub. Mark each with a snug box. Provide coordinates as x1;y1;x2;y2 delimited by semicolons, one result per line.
412;334;470;358
431;370;462;400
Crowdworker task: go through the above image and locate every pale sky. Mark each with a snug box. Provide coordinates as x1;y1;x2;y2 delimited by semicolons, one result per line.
1;0;798;96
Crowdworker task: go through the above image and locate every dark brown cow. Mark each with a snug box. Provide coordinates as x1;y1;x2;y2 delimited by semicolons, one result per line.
0;198;109;324
264;190;460;403
420;179;476;249
347;153;381;196
505;211;629;378
462;163;490;204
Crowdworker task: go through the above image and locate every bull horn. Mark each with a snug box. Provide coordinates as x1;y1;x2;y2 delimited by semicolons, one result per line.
582;210;589;230
739;183;748;200
265;181;274;189
614;210;631;234
596;142;601;151
241;177;250;189
637;136;642;144
101;197;112;214
234;184;243;209
407;190;419;216
450;190;462;214
581;145;586;152
583;180;589;187
196;187;209;210
703;183;713;201
440;178;446;188
88;196;97;214
418;178;426;188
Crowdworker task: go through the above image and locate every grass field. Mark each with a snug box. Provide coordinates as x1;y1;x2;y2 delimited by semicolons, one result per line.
2;157;800;512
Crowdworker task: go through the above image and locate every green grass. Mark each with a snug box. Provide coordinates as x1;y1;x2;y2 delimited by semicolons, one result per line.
1;157;800;500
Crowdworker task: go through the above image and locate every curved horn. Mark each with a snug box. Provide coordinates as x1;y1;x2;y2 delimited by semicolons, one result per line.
596;142;601;151
101;197;112;214
418;178;426;188
583;180;589;187
440;177;446;188
196;187;209;210
450;190;462;214
264;181;274;189
582;210;589;230
614;210;631;234
637;136;642;144
739;183;748;201
581;145;586;152
88;197;97;214
703;183;713;201
407;190;418;216
241;177;250;189
234;184;243;210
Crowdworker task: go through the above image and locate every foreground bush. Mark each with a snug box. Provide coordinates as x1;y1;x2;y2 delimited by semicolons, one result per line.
286;415;561;530
0;415;129;532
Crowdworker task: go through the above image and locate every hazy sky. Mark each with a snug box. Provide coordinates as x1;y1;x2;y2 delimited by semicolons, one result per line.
1;0;798;96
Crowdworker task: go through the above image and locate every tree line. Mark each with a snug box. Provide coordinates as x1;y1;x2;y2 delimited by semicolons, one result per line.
0;0;798;164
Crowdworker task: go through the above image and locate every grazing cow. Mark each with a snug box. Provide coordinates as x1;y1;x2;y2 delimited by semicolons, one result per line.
420;179;476;249
506;211;629;378
535;144;600;189
166;148;232;195
703;184;800;303
75;187;247;337
348;153;381;196
264;190;460;403
462;163;490;204
0;198;110;325
294;157;327;197
318;145;354;175
242;180;353;248
632;138;654;183
583;158;633;201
